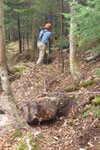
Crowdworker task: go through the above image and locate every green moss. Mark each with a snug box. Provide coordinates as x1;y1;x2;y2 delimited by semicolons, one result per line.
66;80;97;92
10;66;26;73
48;67;54;71
94;106;100;118
16;135;35;150
83;105;93;118
66;86;79;92
80;80;95;88
13;131;22;137
69;122;73;126
64;70;70;75
16;134;42;150
6;42;15;51
93;97;100;105
96;68;100;76
83;105;100;119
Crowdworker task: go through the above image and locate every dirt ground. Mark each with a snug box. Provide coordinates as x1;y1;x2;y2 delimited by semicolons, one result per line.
0;47;100;150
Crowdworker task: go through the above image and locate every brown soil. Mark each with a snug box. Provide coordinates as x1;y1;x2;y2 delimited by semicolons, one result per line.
0;46;100;150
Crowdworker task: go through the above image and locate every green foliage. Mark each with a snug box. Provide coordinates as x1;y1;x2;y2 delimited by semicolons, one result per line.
66;86;78;92
4;0;61;45
55;38;69;49
83;104;100;119
96;68;100;76
65;70;70;75
69;122;73;126
6;42;15;50
64;0;100;54
10;66;26;73
83;105;93;118
16;134;42;150
16;135;34;150
48;67;54;71
66;80;96;92
13;131;22;137
94;106;100;118
80;80;95;88
93;97;100;105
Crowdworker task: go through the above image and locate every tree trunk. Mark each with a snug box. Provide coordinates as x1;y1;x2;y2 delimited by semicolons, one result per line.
26;16;29;51
49;11;55;45
69;0;81;84
61;0;64;40
18;13;22;53
22;18;25;51
31;17;37;61
60;0;64;73
0;0;29;129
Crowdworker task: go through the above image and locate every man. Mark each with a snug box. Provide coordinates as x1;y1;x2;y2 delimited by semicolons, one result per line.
37;23;52;64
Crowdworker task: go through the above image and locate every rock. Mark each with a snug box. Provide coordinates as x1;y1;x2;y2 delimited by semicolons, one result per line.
34;131;43;138
20;96;75;125
16;135;35;150
20;98;58;124
16;134;42;150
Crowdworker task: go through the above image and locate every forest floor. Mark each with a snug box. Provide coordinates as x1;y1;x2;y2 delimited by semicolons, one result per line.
0;44;100;150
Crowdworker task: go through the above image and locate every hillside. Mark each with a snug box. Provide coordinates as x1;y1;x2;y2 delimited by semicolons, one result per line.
0;47;100;150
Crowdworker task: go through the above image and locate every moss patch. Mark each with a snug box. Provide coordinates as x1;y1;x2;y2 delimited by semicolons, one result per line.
16;134;42;150
80;80;96;88
93;97;100;105
66;79;97;92
48;67;54;71
83;105;100;119
64;70;70;76
66;86;79;92
13;130;22;137
10;66;26;73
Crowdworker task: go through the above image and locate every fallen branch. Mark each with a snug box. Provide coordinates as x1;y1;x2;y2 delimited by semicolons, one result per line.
84;53;100;62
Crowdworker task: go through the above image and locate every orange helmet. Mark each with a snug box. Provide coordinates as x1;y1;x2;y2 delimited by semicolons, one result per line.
44;23;51;29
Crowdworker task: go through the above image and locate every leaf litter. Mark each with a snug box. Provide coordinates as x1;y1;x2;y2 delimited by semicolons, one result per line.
0;48;100;150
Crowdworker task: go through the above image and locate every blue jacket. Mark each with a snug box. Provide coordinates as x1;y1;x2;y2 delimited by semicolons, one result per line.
39;29;52;43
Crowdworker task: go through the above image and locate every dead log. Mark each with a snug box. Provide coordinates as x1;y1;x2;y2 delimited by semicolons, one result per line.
20;98;58;124
84;53;100;62
20;96;75;124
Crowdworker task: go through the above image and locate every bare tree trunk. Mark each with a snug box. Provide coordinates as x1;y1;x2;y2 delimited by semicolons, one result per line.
31;17;37;61
18;13;22;53
60;0;64;73
61;0;64;40
26;16;29;51
22;18;25;51
69;0;81;84
0;0;29;129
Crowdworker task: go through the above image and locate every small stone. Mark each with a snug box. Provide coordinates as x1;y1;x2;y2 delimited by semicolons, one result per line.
53;136;59;141
34;131;42;137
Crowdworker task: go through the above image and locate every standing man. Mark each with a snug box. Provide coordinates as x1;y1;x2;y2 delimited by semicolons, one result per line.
37;23;52;64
